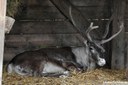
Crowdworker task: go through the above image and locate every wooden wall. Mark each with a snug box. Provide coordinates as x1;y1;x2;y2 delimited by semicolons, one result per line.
125;0;128;69
3;0;128;64
126;0;128;67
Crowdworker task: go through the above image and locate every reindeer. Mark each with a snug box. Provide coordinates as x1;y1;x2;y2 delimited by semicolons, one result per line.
6;0;123;77
7;47;82;77
6;23;101;77
6;21;122;77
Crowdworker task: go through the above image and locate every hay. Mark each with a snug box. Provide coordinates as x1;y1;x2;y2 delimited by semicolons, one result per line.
2;68;127;85
7;0;24;17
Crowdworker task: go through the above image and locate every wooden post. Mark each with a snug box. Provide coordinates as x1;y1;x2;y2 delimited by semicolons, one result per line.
125;33;128;79
0;0;7;84
127;36;128;68
111;0;126;69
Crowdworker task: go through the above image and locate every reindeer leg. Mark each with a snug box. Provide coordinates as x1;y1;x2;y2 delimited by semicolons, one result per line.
41;71;70;78
61;61;83;72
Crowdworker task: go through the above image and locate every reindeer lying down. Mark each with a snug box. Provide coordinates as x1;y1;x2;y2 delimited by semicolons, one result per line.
6;0;124;77
6;21;123;77
7;47;83;77
7;46;106;77
6;5;123;77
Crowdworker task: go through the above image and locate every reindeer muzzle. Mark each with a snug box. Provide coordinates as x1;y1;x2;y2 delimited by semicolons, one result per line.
97;58;106;66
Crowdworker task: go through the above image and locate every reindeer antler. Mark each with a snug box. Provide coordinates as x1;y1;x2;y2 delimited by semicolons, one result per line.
102;14;114;39
86;22;99;42
69;6;98;42
100;22;124;44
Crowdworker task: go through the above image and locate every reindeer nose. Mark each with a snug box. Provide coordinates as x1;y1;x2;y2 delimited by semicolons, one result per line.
97;58;106;66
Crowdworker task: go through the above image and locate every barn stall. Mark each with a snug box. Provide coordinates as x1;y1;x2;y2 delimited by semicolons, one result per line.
1;0;128;84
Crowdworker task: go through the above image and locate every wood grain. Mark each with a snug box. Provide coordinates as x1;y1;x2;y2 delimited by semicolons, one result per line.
5;34;83;48
111;0;126;69
27;0;109;6
9;20;108;34
125;32;128;68
17;6;111;20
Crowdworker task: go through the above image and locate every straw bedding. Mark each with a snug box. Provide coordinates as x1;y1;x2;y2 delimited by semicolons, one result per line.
2;68;127;85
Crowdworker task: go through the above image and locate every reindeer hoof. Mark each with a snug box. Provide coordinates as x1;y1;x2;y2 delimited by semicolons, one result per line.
63;71;69;75
59;75;68;78
59;71;70;78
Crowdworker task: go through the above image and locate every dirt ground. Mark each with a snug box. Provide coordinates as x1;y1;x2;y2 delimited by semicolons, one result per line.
2;68;128;85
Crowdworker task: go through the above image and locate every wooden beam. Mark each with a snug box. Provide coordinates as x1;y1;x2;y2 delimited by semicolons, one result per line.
5;34;83;48
18;6;111;20
27;0;109;6
127;34;128;68
0;0;6;84
125;32;128;69
125;32;128;78
111;0;126;69
9;20;107;34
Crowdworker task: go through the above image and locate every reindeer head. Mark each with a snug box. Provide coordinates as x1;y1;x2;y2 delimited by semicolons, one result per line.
69;6;123;67
83;22;105;66
85;22;123;67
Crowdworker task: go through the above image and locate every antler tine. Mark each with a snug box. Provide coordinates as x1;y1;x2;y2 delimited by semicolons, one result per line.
69;6;99;42
86;22;99;42
69;6;77;28
69;5;105;52
100;22;124;44
102;14;114;39
69;6;88;41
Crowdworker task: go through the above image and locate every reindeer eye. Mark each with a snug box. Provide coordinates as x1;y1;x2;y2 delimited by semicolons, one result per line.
90;47;93;50
90;47;96;53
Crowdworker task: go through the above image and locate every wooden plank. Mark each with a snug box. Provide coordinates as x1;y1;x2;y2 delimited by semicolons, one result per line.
124;0;128;31
5;34;83;48
4;48;25;62
125;20;128;32
0;0;6;84
17;6;111;20
125;1;128;18
9;21;76;34
111;0;126;69
124;33;128;76
27;0;110;6
126;32;128;68
9;20;108;34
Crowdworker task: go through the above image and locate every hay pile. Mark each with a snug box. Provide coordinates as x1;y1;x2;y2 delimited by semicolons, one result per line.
7;0;24;17
2;69;127;85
